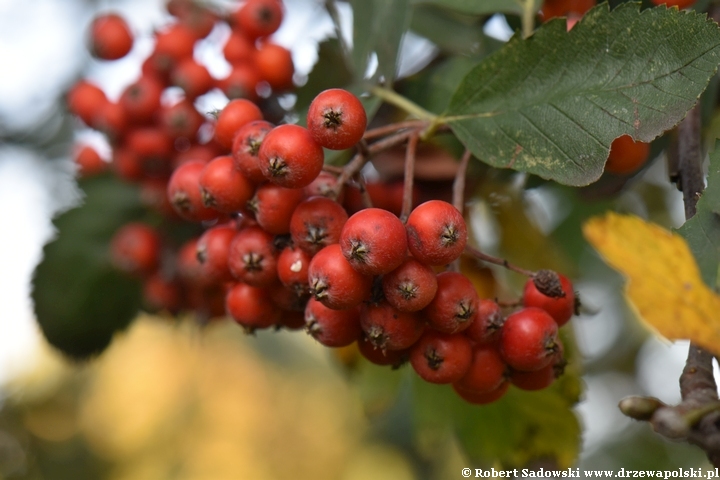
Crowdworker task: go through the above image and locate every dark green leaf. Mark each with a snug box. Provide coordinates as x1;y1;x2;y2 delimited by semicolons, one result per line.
410;0;539;16
350;0;412;84
31;174;146;359
295;38;355;112
410;5;505;56
677;140;720;288
445;4;720;186
401;56;480;114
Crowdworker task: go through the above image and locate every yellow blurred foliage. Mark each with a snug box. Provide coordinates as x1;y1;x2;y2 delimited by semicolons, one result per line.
75;316;372;480
583;213;720;357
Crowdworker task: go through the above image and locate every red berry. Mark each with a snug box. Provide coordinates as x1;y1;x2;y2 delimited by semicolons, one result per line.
308;244;372;310
605;134;651;176
67;80;107;126
73;144;107;177
307;89;367;150
305;299;362;348
500;307;560;372
89;13;134;60
523;271;575;327
223;30;255;65
290;196;348;255
217;64;261;101
464;299;504;344
171;58;213;99
454;344;507;394
152;23;196;72
339;208;408;276
214;99;264;151
235;0;284;39
423;272;479;334
196;224;236;283
143;273;181;313
160;99;204;141
177;238;212;287
381;258;438;312
227;226;278;287
406;200;467;266
360;301;425;351
167;161;219;222
119;76;163;124
93;101;128;141
258;124;324;189
249;183;306;235
304;171;341;199
198;155;255;213
110;223;161;276
226;282;280;332
650;0;695;9
232;120;274;184
410;331;473;384
277;246;311;294
358;335;409;367
254;42;294;91
453;381;509;405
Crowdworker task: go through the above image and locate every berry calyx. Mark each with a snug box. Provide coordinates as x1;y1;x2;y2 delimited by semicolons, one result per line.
307;89;367;150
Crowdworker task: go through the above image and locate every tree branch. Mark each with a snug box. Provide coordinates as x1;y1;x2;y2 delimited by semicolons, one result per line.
621;102;720;466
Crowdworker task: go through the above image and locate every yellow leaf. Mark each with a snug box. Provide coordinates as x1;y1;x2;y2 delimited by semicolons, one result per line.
583;213;720;357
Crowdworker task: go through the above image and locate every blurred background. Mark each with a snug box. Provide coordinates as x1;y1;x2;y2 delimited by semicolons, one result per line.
0;0;716;478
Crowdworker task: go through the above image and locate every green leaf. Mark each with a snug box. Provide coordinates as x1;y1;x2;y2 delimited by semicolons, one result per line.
410;5;505;56
295;38;355;113
350;0;412;84
401;56;481;114
410;0;539;16
31;174;146;359
444;4;720;186
677;140;720;288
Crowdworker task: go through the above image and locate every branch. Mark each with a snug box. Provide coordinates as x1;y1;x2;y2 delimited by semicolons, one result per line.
622;103;720;466
399;132;418;223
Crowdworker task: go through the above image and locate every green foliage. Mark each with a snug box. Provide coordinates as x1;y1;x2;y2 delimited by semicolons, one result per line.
349;0;412;83
410;5;505;56
31;175;146;359
444;3;720;186
677;140;720;288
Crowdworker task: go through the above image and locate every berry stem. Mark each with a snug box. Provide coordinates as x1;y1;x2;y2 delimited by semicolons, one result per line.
364;120;428;140
521;0;536;39
332;128;421;200
370;85;437;121
453;149;471;215
464;245;536;277
400;132;419;223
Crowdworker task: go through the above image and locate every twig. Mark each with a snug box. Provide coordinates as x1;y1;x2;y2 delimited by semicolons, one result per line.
370;85;437;121
464;245;536;277
400;132;418;223
363;120;428;140
623;103;720;466
453;150;472;214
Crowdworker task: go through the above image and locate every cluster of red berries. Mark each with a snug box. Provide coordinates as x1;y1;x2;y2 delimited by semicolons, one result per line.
69;0;576;406
69;0;293;178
